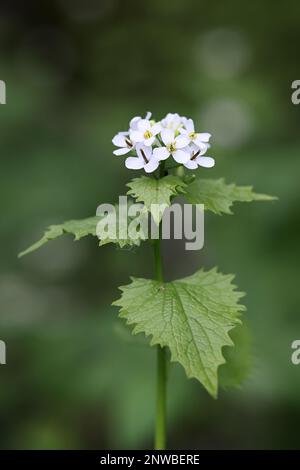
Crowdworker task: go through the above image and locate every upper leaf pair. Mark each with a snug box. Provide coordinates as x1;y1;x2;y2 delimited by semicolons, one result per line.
19;176;276;257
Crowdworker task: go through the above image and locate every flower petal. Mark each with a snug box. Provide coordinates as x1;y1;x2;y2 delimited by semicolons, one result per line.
184;160;198;170
113;147;131;156
125;156;144;170
153;147;170;161
130;130;144;143
144;158;159;173
112;134;127;147
145;111;152;120
185;118;195;133
144;136;155;146
136;144;152;160
161;128;174;145
196;156;215;168
137;119;150;132
175;135;190;148
172;149;190;163
129;116;141;130
197;132;211;142
179;128;188;136
193;141;209;154
151;123;162;135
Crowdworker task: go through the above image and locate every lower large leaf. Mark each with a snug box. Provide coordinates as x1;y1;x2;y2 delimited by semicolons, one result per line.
113;267;246;397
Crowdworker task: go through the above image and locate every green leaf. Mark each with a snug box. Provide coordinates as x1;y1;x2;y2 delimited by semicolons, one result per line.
98;203;146;249
184;178;276;215
18;210;144;257
18;217;101;257
113;267;246;397
127;175;186;225
219;323;252;390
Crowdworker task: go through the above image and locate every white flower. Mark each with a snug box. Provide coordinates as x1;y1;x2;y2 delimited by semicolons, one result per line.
125;144;159;173
112;112;153;155
180;118;211;148
153;129;190;163
183;143;215;169
161;113;184;131
129;111;152;131
130;118;162;147
112;132;134;156
112;112;215;172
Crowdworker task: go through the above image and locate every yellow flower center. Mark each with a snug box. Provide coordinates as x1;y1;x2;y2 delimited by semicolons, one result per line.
168;143;176;153
189;132;197;140
144;130;152;139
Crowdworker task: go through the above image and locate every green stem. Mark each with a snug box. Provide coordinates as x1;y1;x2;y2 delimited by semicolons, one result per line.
153;216;167;450
155;344;167;450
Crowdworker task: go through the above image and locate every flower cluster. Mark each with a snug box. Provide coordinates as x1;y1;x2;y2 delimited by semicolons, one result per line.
112;112;214;173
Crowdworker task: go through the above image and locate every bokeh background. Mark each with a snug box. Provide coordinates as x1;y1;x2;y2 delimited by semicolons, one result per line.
0;0;300;449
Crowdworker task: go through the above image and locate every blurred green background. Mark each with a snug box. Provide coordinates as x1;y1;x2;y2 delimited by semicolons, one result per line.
0;0;300;449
